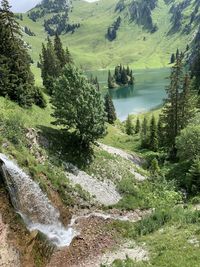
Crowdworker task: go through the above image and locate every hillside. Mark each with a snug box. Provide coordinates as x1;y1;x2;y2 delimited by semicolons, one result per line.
18;0;200;73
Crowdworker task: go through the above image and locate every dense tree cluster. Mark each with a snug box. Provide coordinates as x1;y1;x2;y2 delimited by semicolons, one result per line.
0;0;46;108
39;34;73;94
108;65;134;89
89;75;100;91
160;56;197;159
28;0;70;22
107;16;121;41
44;13;80;36
24;26;36;36
128;0;158;32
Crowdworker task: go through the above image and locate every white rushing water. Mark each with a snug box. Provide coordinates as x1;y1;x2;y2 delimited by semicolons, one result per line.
0;153;76;247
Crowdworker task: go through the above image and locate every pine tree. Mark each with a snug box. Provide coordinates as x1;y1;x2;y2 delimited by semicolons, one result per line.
104;93;117;124
170;53;175;64
157;116;165;147
149;115;158;151
179;74;197;130
54;34;67;68
141;117;148;148
125;115;133;135
0;0;45;107
40;38;60;94
187;158;200;195
121;67;128;84
160;56;184;158
135;117;141;134
108;70;115;89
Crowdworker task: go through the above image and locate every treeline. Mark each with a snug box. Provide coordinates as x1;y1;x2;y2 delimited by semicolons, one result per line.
107;16;121;41
108;65;134;89
39;34;73;95
44;13;80;36
0;0;46;108
28;0;69;22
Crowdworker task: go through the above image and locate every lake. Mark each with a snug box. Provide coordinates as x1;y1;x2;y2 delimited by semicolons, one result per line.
87;68;170;121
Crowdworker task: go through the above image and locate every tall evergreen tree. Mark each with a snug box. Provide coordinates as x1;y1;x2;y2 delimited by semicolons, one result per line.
0;0;44;107
104;93;117;124
141;117;148;148
135;117;141;134
170;53;175;64
160;56;194;158
179;74;197;129
149;115;158;151
125;115;133;135
157;116;165;147
108;70;115;89
54;34;67;68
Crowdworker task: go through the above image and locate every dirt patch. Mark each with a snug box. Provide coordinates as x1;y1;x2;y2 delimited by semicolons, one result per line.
0;214;20;267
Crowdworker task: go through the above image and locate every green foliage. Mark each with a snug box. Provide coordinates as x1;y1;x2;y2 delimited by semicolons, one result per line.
0;113;25;145
40;35;73;94
141;117;148;148
108;65;134;88
186;158;200;195
135;117;141;134
149;158;160;176
104;93;117;124
51;64;106;147
0;0;44;107
160;57;196;158
125;115;134;135
149;115;158;152
176;125;200;161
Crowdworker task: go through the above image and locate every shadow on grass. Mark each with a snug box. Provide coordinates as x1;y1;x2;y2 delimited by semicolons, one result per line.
38;126;94;169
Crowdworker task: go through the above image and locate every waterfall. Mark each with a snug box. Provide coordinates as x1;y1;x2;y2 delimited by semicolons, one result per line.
0;153;76;247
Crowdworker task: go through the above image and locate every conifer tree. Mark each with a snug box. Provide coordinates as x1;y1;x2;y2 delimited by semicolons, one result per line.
149;115;158;151
108;70;115;89
104;93;117;124
135;117;141;134
157;116;165;147
179;74;197;129
176;48;179;59
150;158;160;177
125;115;133;135
0;0;45;107
170;53;175;64
160;56;195;158
54;34;67;68
141;117;148;148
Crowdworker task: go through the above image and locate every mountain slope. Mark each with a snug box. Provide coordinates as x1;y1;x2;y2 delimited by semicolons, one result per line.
18;0;199;72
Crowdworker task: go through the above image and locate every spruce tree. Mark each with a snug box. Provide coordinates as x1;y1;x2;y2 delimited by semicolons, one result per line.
157;116;165;147
0;0;45;107
54;34;67;68
170;53;175;64
108;70;114;89
179;74;197;130
141;117;148;148
135;117;141;134
125;115;133;135
104;93;117;124
149;115;158;151
160;56;184;158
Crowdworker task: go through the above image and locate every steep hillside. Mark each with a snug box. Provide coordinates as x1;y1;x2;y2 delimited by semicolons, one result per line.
17;0;200;72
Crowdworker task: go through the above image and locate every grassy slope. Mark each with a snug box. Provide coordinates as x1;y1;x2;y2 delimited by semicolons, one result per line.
19;0;197;78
